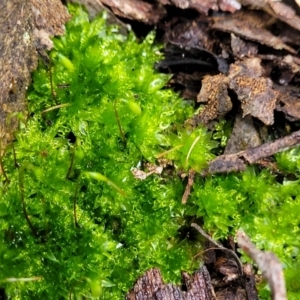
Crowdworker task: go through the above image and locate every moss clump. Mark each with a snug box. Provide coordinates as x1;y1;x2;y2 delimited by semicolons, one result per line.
0;5;207;299
1;4;300;300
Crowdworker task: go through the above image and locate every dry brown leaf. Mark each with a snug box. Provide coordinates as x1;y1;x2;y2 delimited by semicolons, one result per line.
194;58;277;126
228;58;277;125
276;91;300;122
212;10;296;54
163;17;214;52
240;0;300;32
225;113;261;154
196;74;232;124
230;34;258;58
230;76;277;125
159;0;241;14
97;0;166;24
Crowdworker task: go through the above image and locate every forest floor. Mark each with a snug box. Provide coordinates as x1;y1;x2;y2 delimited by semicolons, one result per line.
2;0;300;299
96;1;300;299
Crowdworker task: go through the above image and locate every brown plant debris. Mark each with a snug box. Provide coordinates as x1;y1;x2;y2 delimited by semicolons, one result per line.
211;10;296;54
276;89;300;122
239;0;300;33
0;0;70;146
196;74;232;124
163;17;214;52
194;58;277;126
191;223;243;278
190;224;259;300
159;0;241;14
230;34;258;59
94;0;242;23
97;0;166;24
182;169;195;204
230;76;277;125
126;225;260;300
207;129;300;174
237;231;287;300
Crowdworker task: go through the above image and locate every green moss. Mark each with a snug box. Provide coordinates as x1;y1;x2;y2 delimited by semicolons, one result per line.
0;5;198;299
189;167;300;298
1;4;300;299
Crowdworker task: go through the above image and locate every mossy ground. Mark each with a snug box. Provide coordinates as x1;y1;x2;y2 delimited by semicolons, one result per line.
0;5;300;299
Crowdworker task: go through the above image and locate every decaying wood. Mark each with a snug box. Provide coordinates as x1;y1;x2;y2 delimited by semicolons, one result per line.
208;129;300;174
127;225;259;300
126;266;216;300
0;0;70;147
237;231;287;300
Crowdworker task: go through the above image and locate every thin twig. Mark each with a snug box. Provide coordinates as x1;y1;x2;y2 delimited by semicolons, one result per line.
207;129;300;174
182;169;195;204
237;231;287;300
191;223;243;276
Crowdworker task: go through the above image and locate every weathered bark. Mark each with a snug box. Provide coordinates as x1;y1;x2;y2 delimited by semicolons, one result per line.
0;0;70;147
126;266;216;300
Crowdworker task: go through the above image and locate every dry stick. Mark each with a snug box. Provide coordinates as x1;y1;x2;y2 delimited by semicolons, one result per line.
182;169;195;204
191;223;243;276
236;231;287;300
208;129;300;174
18;167;38;238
